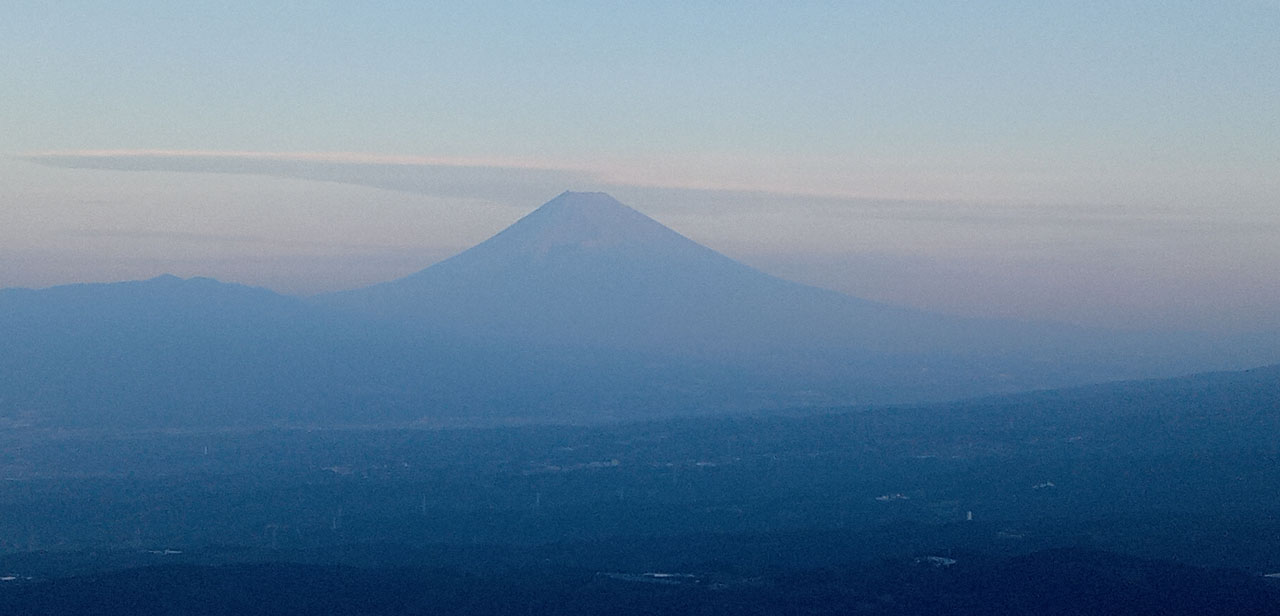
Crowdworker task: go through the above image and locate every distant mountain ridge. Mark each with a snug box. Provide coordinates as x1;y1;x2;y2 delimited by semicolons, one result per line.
321;192;1042;355
2;191;1279;428
321;191;872;354
0;273;772;427
321;191;1278;387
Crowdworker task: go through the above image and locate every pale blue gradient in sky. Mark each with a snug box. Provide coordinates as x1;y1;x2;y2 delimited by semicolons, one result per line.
2;2;1277;331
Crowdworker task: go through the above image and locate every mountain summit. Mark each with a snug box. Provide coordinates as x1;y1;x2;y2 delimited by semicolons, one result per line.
320;191;1040;356
3;191;1275;427
322;191;888;356
412;191;729;272
486;191;688;256
318;191;1273;402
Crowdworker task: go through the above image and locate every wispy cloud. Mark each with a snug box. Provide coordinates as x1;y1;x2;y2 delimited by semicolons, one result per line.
20;149;1016;205
19;149;1278;239
22;149;563;168
23;150;599;204
10;150;1280;331
60;228;415;251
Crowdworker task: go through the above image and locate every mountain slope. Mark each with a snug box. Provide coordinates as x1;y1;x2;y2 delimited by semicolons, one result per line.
0;275;380;427
322;191;1278;395
322;191;879;355
323;191;1047;356
3;192;1277;429
0;275;777;428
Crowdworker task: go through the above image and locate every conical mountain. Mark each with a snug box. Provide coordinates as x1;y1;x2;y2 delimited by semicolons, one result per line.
323;191;1277;395
2;193;1275;429
323;191;941;357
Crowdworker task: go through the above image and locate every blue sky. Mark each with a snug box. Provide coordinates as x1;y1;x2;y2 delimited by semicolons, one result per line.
2;2;1277;331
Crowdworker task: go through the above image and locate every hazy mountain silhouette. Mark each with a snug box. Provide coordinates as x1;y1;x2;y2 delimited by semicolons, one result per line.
324;191;968;356
0;275;384;426
322;191;1277;394
2;192;1278;428
0;274;768;427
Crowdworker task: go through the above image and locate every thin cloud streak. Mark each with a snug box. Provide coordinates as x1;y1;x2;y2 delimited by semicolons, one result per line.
23;149;1273;237
61;228;421;252
24;150;597;205
10;150;1280;332
22;149;1055;205
20;149;568;169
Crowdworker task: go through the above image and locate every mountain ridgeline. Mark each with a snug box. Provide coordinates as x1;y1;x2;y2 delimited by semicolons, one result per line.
324;191;1086;356
1;191;1277;428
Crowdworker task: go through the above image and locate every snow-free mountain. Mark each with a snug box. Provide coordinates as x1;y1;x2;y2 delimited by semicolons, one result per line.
322;191;1277;392
2;191;1278;429
324;191;951;355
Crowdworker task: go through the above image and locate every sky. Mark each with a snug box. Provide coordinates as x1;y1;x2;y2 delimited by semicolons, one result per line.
2;2;1277;332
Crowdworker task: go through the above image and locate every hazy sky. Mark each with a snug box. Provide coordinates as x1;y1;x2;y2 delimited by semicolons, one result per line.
2;2;1277;332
